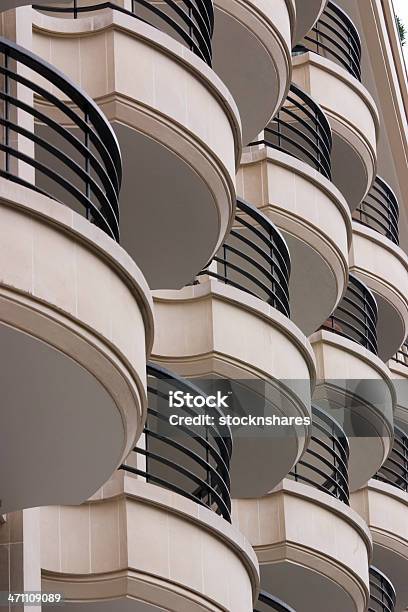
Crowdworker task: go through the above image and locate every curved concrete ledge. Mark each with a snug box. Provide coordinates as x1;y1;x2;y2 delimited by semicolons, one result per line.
31;7;241;289
310;330;395;491
213;0;294;145
40;477;259;612
0;179;153;513
238;146;352;335
350;221;408;362
233;478;372;612
151;279;315;498
292;52;379;210
351;479;408;610
293;0;327;44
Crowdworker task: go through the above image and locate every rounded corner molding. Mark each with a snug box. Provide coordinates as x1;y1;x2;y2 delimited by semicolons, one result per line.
31;7;242;289
40;478;259;612
151;279;316;498
0;180;153;514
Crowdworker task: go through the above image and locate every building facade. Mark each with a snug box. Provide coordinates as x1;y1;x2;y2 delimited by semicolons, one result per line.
0;0;407;610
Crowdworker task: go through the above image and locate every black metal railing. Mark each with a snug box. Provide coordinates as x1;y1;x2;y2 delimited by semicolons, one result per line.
295;1;362;81
369;567;396;612
322;274;378;355
121;363;232;521
249;83;332;180
391;342;408;368
254;591;296;612
197;198;291;318
353;177;399;245
33;0;214;65
0;37;121;241
289;405;350;504
375;425;408;492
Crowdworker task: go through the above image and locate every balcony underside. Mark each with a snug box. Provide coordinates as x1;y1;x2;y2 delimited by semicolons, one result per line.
293;0;327;44
212;0;294;145
310;330;395;491
31;8;240;289
151;280;315;498
0;181;153;514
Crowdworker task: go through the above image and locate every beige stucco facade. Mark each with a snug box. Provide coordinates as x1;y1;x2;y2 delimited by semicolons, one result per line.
0;0;407;610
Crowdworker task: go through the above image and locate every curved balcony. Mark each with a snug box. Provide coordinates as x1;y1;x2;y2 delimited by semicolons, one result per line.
350;179;408;362
33;0;214;65
311;275;394;491
121;362;232;522
0;36;121;241
369;567;396;612
0;38;154;513
292;3;379;210
211;0;294;144
255;591;296;612
351;480;408;611
249;83;332;180
40;477;259;612
322;274;379;355
30;2;241;289
353;177;399;246
293;0;327;46
240;84;351;335
152;198;315;497
233;477;372;612
375;425;408;493
289;405;350;504
298;1;362;81
197;198;291;318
